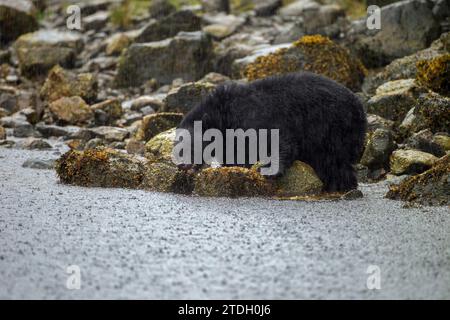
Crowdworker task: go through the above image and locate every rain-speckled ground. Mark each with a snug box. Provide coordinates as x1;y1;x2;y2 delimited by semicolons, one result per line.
0;147;449;299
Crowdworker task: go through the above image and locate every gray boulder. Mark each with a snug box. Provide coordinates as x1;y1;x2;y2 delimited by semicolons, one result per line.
116;31;213;87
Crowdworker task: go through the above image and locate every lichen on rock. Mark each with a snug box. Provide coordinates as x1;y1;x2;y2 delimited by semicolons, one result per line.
56;147;145;188
275;161;323;197
141;162;195;194
194;166;274;198
386;155;449;206
416;54;450;96
243;35;367;91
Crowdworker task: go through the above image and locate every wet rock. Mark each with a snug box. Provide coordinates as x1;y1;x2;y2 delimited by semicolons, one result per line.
149;0;176;19
83;11;109;31
386;155;449;206
105;33;131;56
0;0;38;43
13;121;36;138
366;79;426;123
35;123;79;138
302;4;345;34
406;129;446;157
40;65;98;103
390;149;438;175
341;189;364;200
91;99;123;125
416;54;450;96
199;72;230;84
21;137;51;150
213;32;271;76
135;113;183;142
243;35;366;91
0;125;5;140
22;158;55;170
361;128;396;170
126;95;164;112
20;107;40;125
144;127;176;163
366;114;395;132
84;137;105;149
116;31;213;87
202;13;245;39
163;82;215;114
275;161;323;197
141;162;195;194
126;138;145;155
410;92;450;134
201;0;230;14
363;33;449;94
0;93;17;115
49;96;94;125
14;30;84;77
56;147;145;188
346;0;441;68
194;167;273;197
255;0;282;16
89;126;129;142
278;0;319;17
135;10;201;43
432;133;450;152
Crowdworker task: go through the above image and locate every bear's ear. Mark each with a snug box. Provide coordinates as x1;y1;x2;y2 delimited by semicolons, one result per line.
201;113;210;126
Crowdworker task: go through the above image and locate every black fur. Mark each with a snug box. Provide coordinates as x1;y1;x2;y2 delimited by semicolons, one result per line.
177;72;367;192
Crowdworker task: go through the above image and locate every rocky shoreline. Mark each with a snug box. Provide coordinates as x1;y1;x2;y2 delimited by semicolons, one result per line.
0;0;448;206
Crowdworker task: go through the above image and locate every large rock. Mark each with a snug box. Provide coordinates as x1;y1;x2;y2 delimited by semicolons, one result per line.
275;161;323;197
149;0;176;18
40;65;98;103
116;31;213;87
49;96;93;125
135;113;183;142
416;53;450;96
243;35;366;91
14;30;84;77
0;0;38;43
360;128;396;170
409;92;450;134
141;162;195;194
346;0;441;68
56;147;145;188
162;81;215;114
135;10;201;43
366;79;426;123
390;149;438;175
144;127;176;163
202;13;245;39
278;0;319;17
363;32;449;94
386;155;449;206
91;99;123;126
194;167;273;198
405;129;447;157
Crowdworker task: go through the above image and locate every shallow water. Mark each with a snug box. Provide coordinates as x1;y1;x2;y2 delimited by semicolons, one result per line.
0;148;449;299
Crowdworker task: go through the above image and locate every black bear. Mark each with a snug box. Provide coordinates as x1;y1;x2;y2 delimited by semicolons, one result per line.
175;72;367;192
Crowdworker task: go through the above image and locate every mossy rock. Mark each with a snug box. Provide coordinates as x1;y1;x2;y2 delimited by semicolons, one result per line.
56;147;145;188
135;113;183;142
194;166;274;198
243;35;367;91
49;96;94;125
144;127;176;163
40;65;98;103
390;149;438;176
141;162;195;194
386;155;449;206
410;92;450;134
275;161;323;197
416;54;450;96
